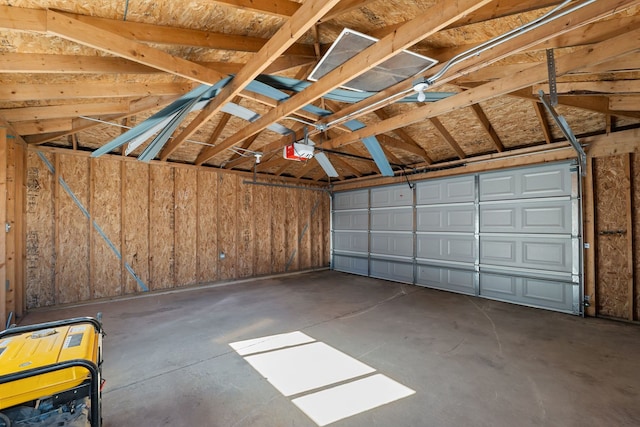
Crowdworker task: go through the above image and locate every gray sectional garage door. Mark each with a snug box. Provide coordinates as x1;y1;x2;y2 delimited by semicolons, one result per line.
332;162;582;315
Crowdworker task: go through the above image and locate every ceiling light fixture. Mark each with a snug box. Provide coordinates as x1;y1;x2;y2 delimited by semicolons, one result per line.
413;82;429;102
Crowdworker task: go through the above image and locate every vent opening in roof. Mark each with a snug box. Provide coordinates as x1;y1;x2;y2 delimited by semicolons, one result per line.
308;28;438;92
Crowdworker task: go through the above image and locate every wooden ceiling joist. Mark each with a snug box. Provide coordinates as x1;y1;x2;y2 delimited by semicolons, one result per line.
428;117;467;159
320;0;640;132
161;0;342;162
470;104;504;153
327;24;640;149
0;82;193;102
194;0;494;166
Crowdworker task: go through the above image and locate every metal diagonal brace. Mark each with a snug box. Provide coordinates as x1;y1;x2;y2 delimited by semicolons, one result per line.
538;90;586;176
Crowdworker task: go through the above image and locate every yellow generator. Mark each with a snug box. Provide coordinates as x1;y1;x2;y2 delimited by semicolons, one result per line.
0;316;104;427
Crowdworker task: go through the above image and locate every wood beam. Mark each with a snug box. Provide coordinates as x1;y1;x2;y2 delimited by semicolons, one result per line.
609;96;640;111
374;109;433;164
0;127;5;326
376;134;430;162
0;101;130;122
210;0;301;18
195;0;494;166
470;104;504;152
502;87;640;120
0;82;193;102
23;95;181;144
168;0;342;163
429;117;466;159
320;0;640;135
532;101;554;144
327;25;640;149
583;156;596;316
11;118;72;136
370;1;563;39
0;6;316;57
623;153;635;321
329;155;363;178
455;52;640;84
532;80;640;95
46;10;227;85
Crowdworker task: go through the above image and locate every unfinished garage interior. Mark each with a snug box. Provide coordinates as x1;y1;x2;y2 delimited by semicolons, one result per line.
1;0;640;425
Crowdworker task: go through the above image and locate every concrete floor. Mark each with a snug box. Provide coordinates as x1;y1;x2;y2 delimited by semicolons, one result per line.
20;270;640;427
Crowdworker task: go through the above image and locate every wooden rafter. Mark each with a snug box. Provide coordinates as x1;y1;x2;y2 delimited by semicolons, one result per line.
194;0;494;166
46;10;226;85
532;101;554;144
319;0;640;133
23;95;181;144
0;82;193;102
428;117;466;159
327;24;640;150
329;155;363;178
470;104;504;153
161;0;342;162
374;109;432;164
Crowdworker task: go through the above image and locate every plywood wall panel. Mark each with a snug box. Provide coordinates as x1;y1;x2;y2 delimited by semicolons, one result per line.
594;155;632;319
26;151;55;308
633;152;640;321
91;157;122;299
123;161;150;294
149;165;175;290
285;189;299;271
322;192;331;266
298;190;313;270
237;181;254;278
56;155;91;304
23;150;332;309
218;173;237;280
175;168;197;287
196;170;218;283
253;184;272;276
4;138;16;318
271;186;287;272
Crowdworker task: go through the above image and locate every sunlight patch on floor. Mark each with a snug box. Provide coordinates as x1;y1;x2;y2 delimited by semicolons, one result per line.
229;331;415;425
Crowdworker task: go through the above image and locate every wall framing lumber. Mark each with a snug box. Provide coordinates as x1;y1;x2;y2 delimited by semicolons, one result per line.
624;154;635;321
583;156;596;317
0;128;6;325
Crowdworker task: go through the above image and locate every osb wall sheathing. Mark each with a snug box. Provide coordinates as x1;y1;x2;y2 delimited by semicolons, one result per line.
634;153;640;321
593;154;637;320
25;150;330;309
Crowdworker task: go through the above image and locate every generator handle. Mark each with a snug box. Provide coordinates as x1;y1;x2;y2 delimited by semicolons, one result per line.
0;316;104;338
0;359;101;427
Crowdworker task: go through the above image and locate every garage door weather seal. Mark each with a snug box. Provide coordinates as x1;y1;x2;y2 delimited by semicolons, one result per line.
36;151;149;292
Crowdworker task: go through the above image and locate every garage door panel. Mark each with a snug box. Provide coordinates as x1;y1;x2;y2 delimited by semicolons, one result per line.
370;232;413;257
371;208;413;231
480;200;571;233
416;264;475;295
416;176;475;205
371;185;412;207
370;259;413;283
333;211;369;231
480;273;574;313
480;236;572;272
333;231;368;253
417;205;475;232
334;189;369;210
480;164;571;201
333;255;368;276
332;162;581;315
416;234;475;263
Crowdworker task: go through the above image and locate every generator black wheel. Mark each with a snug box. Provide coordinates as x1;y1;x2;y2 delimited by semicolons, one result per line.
0;412;11;427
